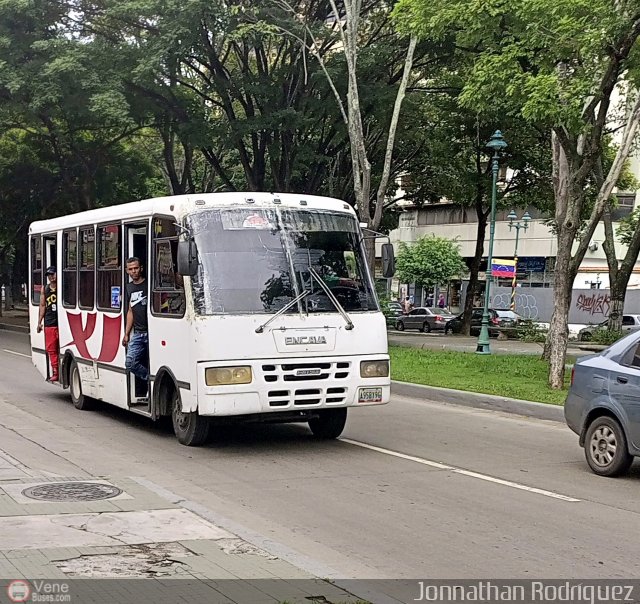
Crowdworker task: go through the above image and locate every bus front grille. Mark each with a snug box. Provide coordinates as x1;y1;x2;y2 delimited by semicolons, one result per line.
262;361;351;384
267;387;348;408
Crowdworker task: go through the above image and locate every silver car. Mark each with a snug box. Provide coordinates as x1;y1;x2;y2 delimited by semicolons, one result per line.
565;330;640;476
395;307;454;333
578;314;640;341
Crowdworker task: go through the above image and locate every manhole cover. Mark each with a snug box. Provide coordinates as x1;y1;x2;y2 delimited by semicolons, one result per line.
21;482;123;502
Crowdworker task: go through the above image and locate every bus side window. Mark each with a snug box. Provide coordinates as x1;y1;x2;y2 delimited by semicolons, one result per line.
79;226;95;309
97;224;121;311
62;229;77;307
152;217;185;317
30;236;42;304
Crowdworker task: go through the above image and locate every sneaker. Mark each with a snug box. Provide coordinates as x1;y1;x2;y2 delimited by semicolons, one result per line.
47;376;59;383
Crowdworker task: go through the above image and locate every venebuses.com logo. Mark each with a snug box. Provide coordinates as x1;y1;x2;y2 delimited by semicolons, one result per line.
6;580;70;603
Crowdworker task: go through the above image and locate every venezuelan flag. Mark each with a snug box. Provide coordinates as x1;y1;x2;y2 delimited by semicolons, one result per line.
491;259;517;278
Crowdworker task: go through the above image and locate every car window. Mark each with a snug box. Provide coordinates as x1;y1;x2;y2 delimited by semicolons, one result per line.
410;309;425;316
472;310;483;318
623;316;635;326
621;342;640;368
432;308;449;315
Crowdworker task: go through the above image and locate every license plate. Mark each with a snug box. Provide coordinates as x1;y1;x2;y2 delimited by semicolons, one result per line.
358;387;383;403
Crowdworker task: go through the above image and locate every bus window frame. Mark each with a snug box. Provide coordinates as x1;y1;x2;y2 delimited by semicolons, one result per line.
29;235;43;306
96;222;122;313
150;214;185;319
78;225;96;311
62;228;78;309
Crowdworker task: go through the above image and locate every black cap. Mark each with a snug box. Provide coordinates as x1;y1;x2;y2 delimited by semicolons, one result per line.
46;266;56;275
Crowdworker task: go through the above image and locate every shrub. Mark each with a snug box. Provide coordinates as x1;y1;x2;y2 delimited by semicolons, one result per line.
591;329;623;346
517;319;548;343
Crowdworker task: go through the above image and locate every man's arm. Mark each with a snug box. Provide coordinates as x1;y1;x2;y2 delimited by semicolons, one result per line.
122;306;134;346
37;289;45;333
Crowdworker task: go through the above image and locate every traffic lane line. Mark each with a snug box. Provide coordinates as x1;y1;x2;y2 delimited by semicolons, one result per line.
340;438;580;502
2;349;30;358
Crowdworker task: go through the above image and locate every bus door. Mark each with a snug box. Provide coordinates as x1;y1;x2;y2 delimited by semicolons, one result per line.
123;221;149;408
30;233;57;379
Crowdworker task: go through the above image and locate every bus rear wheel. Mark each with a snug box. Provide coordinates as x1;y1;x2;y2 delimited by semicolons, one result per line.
309;408;347;439
70;360;92;410
171;389;209;446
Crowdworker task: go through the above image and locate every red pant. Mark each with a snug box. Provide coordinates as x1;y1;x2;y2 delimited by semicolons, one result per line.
44;326;59;380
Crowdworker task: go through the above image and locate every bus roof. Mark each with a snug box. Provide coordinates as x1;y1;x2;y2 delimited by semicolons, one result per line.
28;192;358;234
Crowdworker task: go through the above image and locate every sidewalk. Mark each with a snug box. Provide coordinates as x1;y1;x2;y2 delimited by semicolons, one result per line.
0;445;366;603
0;306;29;333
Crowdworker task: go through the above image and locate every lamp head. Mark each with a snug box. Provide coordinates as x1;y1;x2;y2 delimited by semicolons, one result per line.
486;130;507;153
522;211;531;230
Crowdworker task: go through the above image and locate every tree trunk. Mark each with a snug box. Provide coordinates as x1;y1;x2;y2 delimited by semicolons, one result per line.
463;211;488;335
546;229;575;388
609;283;625;333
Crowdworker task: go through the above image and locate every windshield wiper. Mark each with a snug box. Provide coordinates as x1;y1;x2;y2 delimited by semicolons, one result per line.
307;266;354;330
255;290;311;334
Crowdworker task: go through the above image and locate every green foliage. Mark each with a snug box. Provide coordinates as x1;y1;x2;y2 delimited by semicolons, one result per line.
517;320;548;344
591;329;624;346
393;0;635;136
396;235;466;288
617;207;640;246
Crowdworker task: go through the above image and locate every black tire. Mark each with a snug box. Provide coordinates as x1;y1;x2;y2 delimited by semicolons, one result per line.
421;322;431;333
395;321;405;331
584;416;633;477
309;408;347;439
580;332;592;342
172;388;209;446
70;360;92;410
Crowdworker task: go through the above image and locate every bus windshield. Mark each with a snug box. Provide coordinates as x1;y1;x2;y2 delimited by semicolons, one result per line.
187;207;377;315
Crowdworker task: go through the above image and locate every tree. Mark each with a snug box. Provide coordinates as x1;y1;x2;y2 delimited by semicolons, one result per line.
396;235;466;292
394;0;640;388
265;0;419;266
399;91;552;334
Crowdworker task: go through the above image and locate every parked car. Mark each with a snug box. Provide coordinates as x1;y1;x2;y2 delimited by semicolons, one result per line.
384;302;404;326
445;308;522;336
565;329;640;476
395;307;455;333
578;315;640;341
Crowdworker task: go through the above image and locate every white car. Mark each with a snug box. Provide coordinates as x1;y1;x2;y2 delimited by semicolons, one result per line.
578;315;640;341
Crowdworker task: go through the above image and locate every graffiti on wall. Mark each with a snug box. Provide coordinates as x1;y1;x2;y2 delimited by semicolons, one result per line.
492;292;540;320
575;293;611;316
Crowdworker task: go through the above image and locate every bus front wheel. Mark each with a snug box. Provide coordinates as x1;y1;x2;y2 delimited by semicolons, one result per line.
171;389;209;446
309;408;347;439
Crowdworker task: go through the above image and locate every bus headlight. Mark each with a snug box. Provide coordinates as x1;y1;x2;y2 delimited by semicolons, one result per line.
205;366;253;386
360;360;389;378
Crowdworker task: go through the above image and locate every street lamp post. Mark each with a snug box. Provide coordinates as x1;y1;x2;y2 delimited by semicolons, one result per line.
476;130;507;355
507;210;531;310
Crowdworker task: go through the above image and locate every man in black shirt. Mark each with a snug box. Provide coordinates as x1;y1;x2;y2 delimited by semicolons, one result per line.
122;257;149;386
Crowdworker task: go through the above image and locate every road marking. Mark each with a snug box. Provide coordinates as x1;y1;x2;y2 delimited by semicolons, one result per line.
2;349;30;358
340;438;580;502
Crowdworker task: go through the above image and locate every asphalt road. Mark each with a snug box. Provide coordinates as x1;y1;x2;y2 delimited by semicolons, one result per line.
1;329;639;583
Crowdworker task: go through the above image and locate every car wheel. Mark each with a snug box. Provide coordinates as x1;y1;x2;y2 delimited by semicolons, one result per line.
70;360;92;410
309;408;347;439
584;416;633;477
421;322;431;333
580;332;592;342
395;321;405;331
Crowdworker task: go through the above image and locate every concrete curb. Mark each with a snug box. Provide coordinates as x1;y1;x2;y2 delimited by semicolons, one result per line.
0;322;28;334
391;380;565;423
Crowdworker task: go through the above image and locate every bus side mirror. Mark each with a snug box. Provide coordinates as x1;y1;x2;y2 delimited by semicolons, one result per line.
177;239;199;277
382;243;395;278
